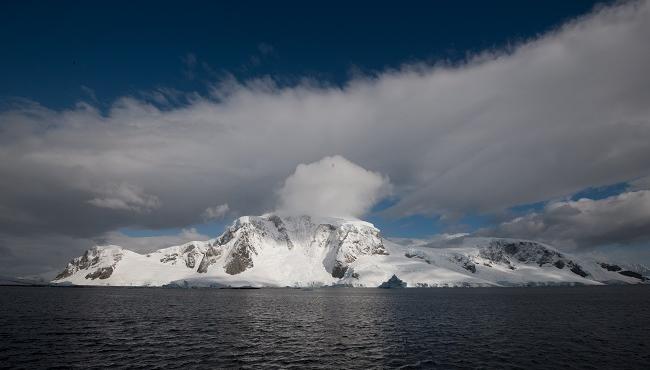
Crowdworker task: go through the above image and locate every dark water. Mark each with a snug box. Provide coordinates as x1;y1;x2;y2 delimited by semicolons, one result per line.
1;286;649;369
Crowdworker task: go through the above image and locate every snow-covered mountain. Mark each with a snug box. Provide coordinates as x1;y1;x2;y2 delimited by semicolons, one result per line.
52;214;649;287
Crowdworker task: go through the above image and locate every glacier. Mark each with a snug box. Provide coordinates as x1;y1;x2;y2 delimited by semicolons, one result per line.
52;214;649;287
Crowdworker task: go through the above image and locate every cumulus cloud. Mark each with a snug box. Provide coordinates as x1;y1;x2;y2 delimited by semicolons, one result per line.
1;1;650;273
479;190;650;249
202;203;230;221
277;156;391;218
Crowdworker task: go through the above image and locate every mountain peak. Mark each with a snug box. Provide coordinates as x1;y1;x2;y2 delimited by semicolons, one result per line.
51;215;649;287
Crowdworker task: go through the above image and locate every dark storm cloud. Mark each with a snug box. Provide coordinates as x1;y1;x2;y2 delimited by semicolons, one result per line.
1;1;650;274
478;190;650;250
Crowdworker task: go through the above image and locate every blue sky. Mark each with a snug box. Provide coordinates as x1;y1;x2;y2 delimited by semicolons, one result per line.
2;1;604;109
2;0;650;274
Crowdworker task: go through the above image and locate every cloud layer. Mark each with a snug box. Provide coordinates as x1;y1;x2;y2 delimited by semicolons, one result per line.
1;1;650;273
480;189;650;250
277;156;390;218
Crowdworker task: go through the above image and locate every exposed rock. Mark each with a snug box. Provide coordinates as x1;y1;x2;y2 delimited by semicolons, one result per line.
568;261;589;278
405;250;432;264
268;214;294;249
599;262;622;272
451;254;477;273
224;234;255;275
479;239;574;272
619;270;645;280
328;223;388;277
55;247;122;280
186;253;196;269
158;244;203;269
331;262;348;278
85;267;114;280
197;246;222;273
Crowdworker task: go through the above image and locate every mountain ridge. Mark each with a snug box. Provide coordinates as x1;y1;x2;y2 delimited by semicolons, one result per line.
52;214;649;287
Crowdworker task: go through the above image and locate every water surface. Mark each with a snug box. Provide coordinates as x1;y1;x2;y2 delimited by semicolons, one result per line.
1;286;649;369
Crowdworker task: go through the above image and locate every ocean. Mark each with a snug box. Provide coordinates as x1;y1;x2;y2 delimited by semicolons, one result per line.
1;286;649;369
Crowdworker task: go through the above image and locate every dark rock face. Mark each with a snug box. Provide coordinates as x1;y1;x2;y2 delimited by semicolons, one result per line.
54;248;122;280
331;263;348;278
224;234;255;275
160;255;177;263
451;254;477;273
329;225;388;278
85;267;114;280
568;261;589;278
379;274;406;288
480;240;565;268
405;251;432;264
479;240;590;278
268;215;294;249
619;270;645;280
186;253;196;269
55;250;95;279
159;244;202;269
600;263;622;272
197;246;222;273
216;227;236;246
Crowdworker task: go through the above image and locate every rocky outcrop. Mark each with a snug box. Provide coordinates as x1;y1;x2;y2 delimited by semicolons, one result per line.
85;267;114;280
619;270;646;280
197;246;222;273
479;239;589;277
599;262;622;272
568;261;589;277
55;246;122;280
326;222;388;278
450;254;477;273
267;215;294;250
53;217;644;288
224;233;256;275
159;244;203;269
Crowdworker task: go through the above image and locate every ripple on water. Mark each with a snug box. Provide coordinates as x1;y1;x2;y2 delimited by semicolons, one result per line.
0;286;649;369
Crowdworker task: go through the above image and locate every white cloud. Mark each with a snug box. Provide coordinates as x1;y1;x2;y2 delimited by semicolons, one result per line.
87;183;160;213
277;156;391;218
1;1;650;273
202;203;229;220
1;1;646;228
481;190;650;249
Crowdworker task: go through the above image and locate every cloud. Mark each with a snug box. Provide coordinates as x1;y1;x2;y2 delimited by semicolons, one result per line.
479;190;650;249
101;228;210;253
0;232;97;279
202;203;229;221
0;227;212;279
629;175;650;191
87;183;161;212
277;156;391;218
1;1;650;273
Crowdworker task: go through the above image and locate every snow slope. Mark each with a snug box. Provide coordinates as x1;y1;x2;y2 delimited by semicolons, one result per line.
52;214;649;287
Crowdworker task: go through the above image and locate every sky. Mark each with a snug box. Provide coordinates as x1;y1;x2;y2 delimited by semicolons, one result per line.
1;0;650;277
